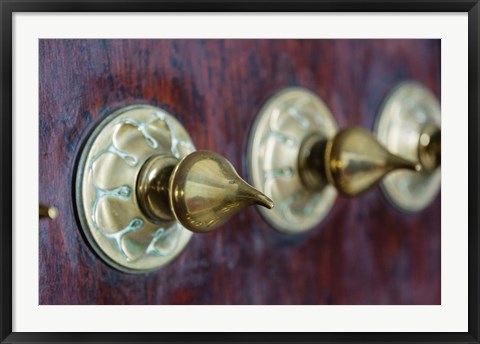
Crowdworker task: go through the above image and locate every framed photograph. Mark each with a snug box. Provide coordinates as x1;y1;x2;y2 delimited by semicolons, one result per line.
1;1;478;343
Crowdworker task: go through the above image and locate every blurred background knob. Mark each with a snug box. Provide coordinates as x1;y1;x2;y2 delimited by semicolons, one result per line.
248;83;440;234
375;82;441;212
298;127;420;197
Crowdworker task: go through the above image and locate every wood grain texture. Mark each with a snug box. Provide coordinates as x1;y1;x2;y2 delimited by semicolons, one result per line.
39;39;441;305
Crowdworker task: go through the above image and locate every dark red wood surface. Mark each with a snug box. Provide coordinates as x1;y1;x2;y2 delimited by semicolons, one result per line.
39;39;440;305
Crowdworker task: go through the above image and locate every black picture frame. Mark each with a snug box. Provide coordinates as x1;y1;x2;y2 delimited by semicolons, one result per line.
1;1;478;343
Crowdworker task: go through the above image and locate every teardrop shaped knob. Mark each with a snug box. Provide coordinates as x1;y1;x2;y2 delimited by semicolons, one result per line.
169;151;274;233
325;128;420;196
300;127;420;197
137;150;273;234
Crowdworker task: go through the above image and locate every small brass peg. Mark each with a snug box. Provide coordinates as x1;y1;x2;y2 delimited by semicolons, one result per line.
39;204;58;219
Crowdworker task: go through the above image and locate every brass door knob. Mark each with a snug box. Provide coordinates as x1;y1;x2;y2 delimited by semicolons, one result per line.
136;150;273;233
298;127;420;197
248;84;440;234
76;105;273;272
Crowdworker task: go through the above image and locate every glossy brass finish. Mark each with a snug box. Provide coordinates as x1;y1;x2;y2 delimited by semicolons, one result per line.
296;127;419;200
136;154;179;222
375;82;441;212
136;150;273;233
323;128;420;196
39;204;58;219
298;129;420;196
76;105;272;272
249;88;423;233
169;151;274;233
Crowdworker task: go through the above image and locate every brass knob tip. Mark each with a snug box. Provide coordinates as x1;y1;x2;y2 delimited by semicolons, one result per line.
256;193;274;209
385;152;421;173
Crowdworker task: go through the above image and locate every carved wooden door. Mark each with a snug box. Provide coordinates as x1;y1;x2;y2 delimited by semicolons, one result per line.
39;39;440;304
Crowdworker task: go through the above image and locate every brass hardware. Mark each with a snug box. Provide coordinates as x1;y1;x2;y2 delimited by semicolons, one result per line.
137;150;273;233
247;88;338;234
76;105;272;272
300;127;420;197
375;82;441;212
248;87;429;233
39;204;58;219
